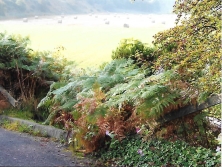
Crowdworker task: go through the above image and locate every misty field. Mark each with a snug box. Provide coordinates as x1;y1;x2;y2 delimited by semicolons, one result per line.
0;14;176;67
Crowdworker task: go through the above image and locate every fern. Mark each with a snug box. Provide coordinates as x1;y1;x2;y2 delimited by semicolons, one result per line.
105;69;183;121
38;57;189;151
140;84;166;99
138;89;180;119
37;96;51;108
52;81;78;95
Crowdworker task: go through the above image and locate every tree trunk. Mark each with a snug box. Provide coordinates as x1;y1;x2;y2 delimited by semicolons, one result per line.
0;84;18;107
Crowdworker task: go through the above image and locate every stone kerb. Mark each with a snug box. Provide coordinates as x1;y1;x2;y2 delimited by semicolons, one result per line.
0;115;67;140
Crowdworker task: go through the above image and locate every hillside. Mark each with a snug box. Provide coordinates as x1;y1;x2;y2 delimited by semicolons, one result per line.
0;0;175;19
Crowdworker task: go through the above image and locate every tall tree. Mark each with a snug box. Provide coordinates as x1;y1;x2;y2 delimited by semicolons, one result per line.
153;0;221;101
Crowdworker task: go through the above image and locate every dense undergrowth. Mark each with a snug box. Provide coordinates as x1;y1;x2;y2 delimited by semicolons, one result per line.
0;32;75;121
0;0;221;166
95;135;221;167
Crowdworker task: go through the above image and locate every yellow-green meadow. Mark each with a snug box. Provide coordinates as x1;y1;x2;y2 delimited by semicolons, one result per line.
0;14;174;67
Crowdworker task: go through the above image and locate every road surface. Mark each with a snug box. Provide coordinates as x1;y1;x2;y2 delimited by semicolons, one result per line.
0;128;96;166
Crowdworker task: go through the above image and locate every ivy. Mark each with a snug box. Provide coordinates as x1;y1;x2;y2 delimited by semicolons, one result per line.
97;136;221;167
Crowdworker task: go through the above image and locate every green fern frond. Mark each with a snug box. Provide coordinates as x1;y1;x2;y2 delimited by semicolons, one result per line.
61;100;78;111
106;83;128;97
37;96;51;108
52;81;78;95
141;84;166;99
82;77;96;90
137;90;180;119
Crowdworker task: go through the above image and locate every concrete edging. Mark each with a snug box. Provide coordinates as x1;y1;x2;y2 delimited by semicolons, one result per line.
0;115;68;140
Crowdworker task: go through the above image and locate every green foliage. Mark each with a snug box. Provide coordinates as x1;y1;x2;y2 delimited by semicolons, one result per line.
38;59;139;111
0;32;75;121
153;0;221;99
2;109;34;121
39;54;220;153
106;69;182;120
97;135;221;167
39;58;182;125
0;33;30;70
38;58;190;152
0;32;75;82
37;0;221;155
111;38;156;75
203;104;221;119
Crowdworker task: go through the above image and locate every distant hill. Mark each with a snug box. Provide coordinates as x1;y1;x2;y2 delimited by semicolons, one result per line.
0;0;175;19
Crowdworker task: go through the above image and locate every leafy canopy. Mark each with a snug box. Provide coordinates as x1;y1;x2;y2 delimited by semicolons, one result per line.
153;0;221;101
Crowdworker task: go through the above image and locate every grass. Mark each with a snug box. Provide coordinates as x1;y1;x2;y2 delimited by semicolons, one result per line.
0;22;168;68
1;109;34;121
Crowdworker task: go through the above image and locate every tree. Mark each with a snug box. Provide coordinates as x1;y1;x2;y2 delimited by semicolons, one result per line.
153;0;221;102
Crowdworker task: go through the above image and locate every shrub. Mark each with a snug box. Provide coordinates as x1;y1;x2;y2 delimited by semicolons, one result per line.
111;38;156;75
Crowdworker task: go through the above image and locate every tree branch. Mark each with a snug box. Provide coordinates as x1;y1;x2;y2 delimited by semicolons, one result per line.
0;84;18;107
159;94;221;123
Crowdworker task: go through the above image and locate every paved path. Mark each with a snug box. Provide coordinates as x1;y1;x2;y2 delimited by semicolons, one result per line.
0;128;95;166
